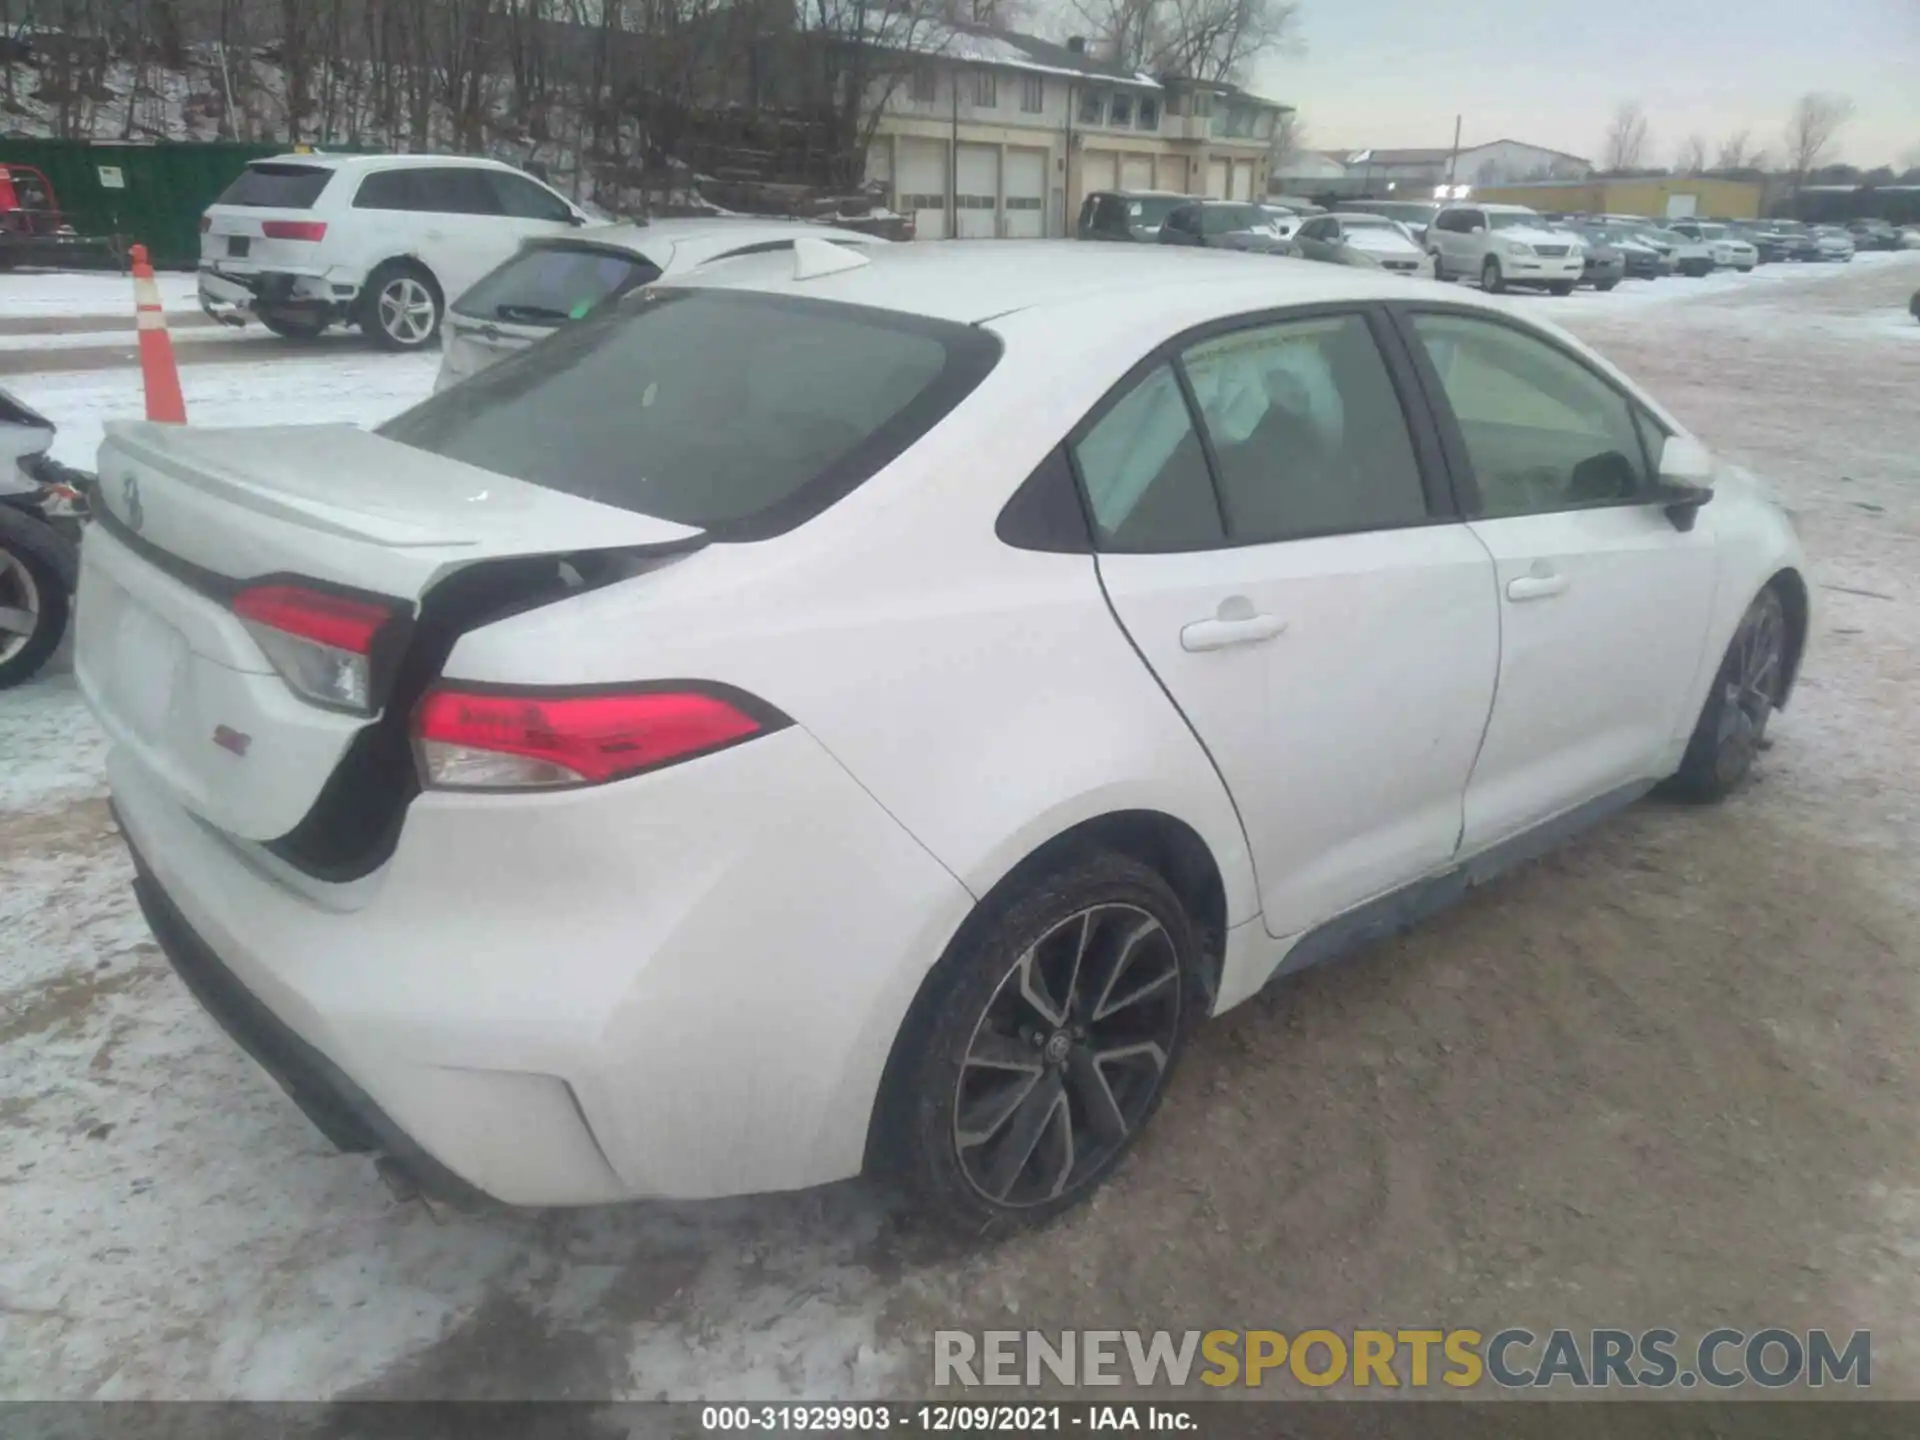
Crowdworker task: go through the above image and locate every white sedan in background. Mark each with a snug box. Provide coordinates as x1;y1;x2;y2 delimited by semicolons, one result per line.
77;242;1808;1233
435;217;887;390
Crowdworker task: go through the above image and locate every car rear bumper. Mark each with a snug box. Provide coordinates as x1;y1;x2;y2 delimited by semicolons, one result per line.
108;724;976;1206
197;263;357;323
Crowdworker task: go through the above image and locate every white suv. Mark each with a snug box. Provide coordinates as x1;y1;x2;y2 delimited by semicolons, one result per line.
198;153;589;350
1429;203;1585;294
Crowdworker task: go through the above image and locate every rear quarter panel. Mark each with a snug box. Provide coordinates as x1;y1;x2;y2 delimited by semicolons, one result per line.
440;313;1264;932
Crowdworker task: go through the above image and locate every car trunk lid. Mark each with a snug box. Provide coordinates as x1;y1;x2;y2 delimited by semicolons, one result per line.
77;420;703;843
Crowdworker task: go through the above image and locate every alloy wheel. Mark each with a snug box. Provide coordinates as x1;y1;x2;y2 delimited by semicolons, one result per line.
377;277;437;346
1714;591;1785;785
953;903;1182;1208
0;545;41;665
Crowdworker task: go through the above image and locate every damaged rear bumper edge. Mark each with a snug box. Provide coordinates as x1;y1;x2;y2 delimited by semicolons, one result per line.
118;806;496;1211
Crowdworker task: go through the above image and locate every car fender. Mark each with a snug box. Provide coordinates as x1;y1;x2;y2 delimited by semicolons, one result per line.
1662;462;1812;765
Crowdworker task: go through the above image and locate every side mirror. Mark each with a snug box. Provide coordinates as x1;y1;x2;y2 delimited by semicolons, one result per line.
567;211;589;227
1655;434;1715;531
1471;224;1487;236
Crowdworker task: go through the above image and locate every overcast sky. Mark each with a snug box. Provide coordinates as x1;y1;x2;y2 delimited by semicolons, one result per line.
1250;0;1920;169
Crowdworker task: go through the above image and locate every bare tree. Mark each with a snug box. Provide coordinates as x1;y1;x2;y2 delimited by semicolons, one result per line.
1071;0;1296;84
1267;106;1304;173
1673;132;1706;175
1601;100;1651;171
1783;91;1854;184
1712;129;1757;171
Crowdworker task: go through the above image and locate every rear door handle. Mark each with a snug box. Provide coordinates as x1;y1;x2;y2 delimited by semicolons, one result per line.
1180;613;1287;652
1506;573;1569;602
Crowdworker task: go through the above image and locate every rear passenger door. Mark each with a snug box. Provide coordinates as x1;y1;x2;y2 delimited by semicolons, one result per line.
1079;309;1501;940
408;167;534;304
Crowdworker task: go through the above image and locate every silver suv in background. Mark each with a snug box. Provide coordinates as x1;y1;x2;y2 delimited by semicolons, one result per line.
1428;203;1585;293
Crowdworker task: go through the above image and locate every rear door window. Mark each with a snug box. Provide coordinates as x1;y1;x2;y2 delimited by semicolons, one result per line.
452;243;664;323
381;290;1001;539
414;168;503;216
216;164;334;208
1180;314;1430;542
353;169;420;211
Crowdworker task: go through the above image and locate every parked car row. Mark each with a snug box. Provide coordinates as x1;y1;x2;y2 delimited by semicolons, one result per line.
197;151;891;356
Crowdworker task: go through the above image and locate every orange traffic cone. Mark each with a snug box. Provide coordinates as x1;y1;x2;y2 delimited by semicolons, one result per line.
129;243;187;424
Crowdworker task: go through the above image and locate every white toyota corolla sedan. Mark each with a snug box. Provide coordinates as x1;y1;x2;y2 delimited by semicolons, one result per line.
77;241;1809;1232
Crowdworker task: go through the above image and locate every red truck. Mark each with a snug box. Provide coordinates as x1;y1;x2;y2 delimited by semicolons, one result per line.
0;162;123;268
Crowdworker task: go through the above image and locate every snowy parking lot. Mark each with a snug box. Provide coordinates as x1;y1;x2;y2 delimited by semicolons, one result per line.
3;250;1919;1401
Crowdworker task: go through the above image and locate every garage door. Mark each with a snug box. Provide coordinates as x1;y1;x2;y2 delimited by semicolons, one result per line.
1155;155;1188;194
1120;154;1154;191
1004;148;1046;239
956;144;999;239
1081;150;1119;203
1206;158;1229;198
899;137;948;241
1231;160;1256;200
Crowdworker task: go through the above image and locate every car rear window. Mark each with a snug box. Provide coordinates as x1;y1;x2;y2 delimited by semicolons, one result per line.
381;288;1002;539
215;163;334;208
453;243;664;324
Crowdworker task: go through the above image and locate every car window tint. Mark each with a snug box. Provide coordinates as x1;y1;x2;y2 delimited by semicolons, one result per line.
218;163;334;208
1181;314;1428;543
1071;363;1224;551
412;167;500;216
353;169;418;210
1632;406;1669;476
485;171;575;222
381;290;997;539
452;244;663;322
1410;313;1649;517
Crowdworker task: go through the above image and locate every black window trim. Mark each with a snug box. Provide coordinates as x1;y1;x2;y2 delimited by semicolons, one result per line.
1055;300;1462;555
1384;301;1672;522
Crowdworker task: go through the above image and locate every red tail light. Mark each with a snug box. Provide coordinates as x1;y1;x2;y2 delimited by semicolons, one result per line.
413;686;775;791
261;219;328;242
233;583;397;714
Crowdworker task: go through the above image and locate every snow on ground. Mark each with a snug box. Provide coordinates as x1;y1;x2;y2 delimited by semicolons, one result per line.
6;349;441;466
2;254;1920;1402
1;270;201;320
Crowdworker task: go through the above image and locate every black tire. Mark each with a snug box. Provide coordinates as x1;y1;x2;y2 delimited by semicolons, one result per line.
1596;279;1619;292
258;311;329;340
1481;256;1505;293
1430;250;1448;281
0;505;75;691
355;260;443;351
1737;265;1754;274
881;850;1203;1235
1665;586;1789;803
1549;280;1576;295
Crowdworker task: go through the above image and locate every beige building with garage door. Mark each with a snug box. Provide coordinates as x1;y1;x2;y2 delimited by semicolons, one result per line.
863;22;1290;240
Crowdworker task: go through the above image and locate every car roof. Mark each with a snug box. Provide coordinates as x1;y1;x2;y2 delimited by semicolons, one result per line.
1092;189;1191;199
520;217;885;269
667;239;1486;326
250;151;523;173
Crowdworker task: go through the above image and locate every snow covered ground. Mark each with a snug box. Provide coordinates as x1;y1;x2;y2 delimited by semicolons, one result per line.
3;252;1920;1402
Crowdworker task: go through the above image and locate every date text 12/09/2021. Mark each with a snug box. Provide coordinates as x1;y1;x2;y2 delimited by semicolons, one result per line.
700;1405;1193;1432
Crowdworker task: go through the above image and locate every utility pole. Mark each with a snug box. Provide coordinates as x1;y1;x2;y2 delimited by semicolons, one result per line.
1445;114;1462;188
